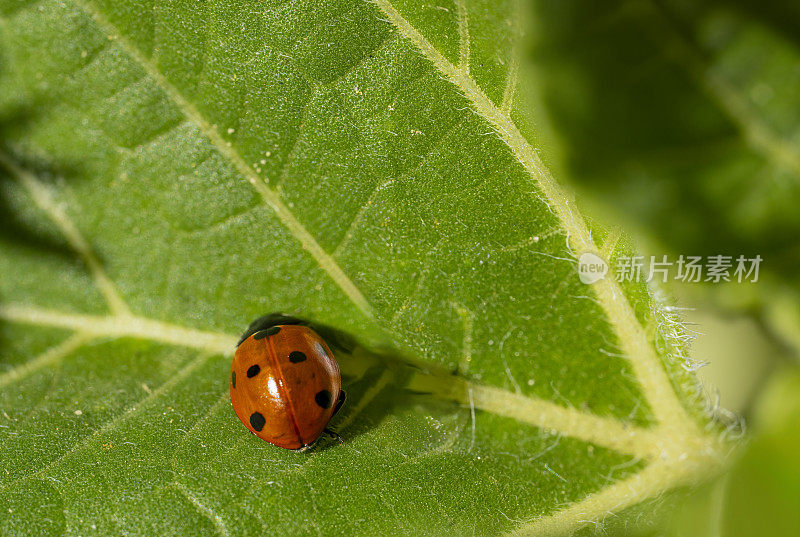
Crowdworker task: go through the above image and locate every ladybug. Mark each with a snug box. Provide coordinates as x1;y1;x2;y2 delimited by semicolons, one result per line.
230;314;345;451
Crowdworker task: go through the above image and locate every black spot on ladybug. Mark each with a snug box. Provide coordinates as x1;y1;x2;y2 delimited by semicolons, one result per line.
247;364;261;378
250;412;266;432
254;326;281;340
315;390;332;409
289;351;307;363
231;371;236;388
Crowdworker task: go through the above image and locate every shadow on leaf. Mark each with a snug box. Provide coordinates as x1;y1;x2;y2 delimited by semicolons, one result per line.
239;314;470;454
0;104;91;260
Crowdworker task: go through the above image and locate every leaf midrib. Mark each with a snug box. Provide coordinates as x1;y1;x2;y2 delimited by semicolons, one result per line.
0;303;660;459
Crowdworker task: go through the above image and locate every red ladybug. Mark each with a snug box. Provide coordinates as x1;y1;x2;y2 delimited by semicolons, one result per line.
230;315;345;450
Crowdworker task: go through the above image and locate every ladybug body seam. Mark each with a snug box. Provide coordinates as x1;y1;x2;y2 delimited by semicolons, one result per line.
264;333;306;447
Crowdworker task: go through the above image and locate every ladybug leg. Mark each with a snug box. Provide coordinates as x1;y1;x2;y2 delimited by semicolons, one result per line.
293;443;315;453
331;390;346;418
322;428;343;444
316;391;346;446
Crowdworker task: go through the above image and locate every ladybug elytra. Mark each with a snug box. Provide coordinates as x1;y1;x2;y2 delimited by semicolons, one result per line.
230;315;345;450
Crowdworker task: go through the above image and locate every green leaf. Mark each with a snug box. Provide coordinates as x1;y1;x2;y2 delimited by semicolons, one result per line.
523;0;800;346
0;1;725;535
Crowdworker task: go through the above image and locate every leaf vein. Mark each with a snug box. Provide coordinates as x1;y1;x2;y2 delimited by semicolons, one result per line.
456;0;470;70
370;0;692;429
0;351;213;495
0;333;93;390
72;0;375;321
0;150;131;317
331;117;467;258
172;481;232;537
500;0;523;114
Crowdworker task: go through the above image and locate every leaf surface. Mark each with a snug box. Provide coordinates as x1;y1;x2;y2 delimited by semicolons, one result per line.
0;0;724;535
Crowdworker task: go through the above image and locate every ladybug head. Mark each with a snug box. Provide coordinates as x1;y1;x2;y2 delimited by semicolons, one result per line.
236;312;356;353
236;312;306;346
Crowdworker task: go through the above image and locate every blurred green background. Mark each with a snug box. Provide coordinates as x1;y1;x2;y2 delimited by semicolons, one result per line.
522;0;800;534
